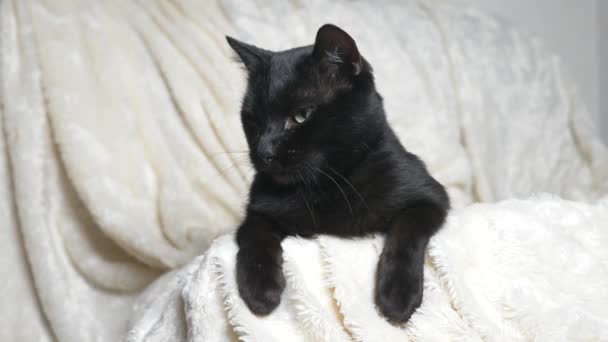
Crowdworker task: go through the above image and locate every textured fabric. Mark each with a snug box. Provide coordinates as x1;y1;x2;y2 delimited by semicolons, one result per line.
0;69;54;342
430;6;608;201
1;0;607;341
128;196;608;341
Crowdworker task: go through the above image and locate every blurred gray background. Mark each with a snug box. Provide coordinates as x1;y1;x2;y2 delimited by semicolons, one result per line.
463;0;607;144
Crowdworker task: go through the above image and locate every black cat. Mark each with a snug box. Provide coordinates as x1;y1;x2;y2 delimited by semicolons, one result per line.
227;24;449;324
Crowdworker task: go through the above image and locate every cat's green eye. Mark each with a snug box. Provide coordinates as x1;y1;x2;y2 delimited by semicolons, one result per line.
293;107;313;124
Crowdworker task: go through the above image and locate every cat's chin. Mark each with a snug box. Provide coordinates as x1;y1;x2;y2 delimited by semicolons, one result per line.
257;167;304;185
268;171;299;185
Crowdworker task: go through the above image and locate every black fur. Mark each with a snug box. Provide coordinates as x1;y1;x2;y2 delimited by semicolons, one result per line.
227;24;449;324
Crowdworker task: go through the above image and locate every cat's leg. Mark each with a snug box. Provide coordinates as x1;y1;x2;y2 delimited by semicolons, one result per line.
375;202;446;323
236;212;286;315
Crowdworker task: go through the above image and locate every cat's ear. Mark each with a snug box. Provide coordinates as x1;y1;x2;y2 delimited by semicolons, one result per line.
226;36;270;72
313;24;362;75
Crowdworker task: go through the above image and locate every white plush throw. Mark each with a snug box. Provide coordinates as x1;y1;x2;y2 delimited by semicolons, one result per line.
1;0;607;341
128;196;608;341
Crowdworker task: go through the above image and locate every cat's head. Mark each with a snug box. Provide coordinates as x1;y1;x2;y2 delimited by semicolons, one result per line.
227;24;385;185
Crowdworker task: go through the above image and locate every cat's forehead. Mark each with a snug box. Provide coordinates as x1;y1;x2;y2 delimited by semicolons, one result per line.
267;46;312;102
266;46;349;105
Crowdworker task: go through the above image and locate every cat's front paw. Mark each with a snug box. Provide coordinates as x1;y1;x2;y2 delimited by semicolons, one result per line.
236;246;286;315
375;253;423;324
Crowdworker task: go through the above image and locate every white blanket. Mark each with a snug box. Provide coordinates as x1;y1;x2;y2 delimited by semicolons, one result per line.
1;0;607;341
127;196;608;341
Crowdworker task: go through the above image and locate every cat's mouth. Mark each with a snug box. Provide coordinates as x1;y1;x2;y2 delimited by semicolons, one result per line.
258;165;304;185
258;165;294;182
255;152;301;180
270;171;297;184
255;151;322;185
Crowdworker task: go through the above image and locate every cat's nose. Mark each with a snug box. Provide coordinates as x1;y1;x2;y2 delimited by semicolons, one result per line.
261;154;275;165
260;152;277;166
258;133;280;166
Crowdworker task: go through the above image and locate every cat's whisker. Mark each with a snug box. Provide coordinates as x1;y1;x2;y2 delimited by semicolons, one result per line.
297;164;313;192
210;150;250;157
217;155;250;169
328;166;369;210
300;165;317;203
215;157;254;181
296;170;317;226
311;165;353;215
302;163;321;193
